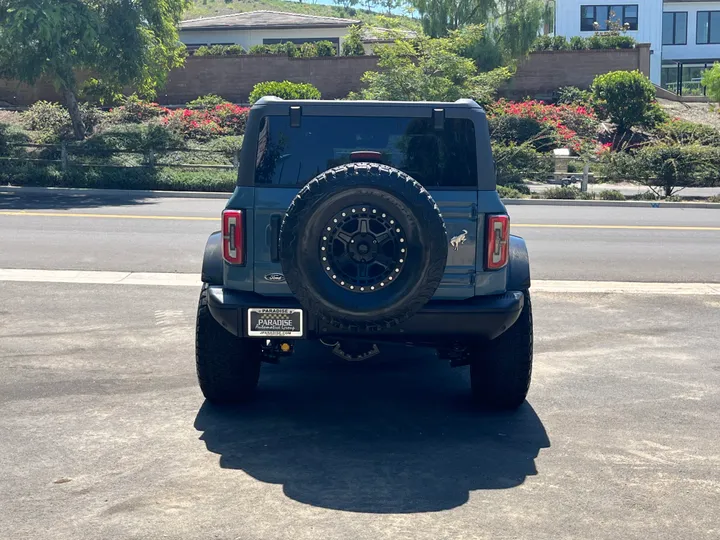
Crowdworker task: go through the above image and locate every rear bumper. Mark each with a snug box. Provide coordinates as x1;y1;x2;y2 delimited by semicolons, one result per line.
206;286;524;343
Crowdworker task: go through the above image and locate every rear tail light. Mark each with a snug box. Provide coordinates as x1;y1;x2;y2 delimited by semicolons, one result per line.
222;209;245;265
486;214;509;270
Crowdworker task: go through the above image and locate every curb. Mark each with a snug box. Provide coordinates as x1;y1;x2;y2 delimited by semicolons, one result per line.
501;198;720;209
3;185;720;209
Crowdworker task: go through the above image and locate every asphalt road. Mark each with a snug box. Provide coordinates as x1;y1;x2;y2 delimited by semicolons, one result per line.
1;190;719;282
1;282;718;540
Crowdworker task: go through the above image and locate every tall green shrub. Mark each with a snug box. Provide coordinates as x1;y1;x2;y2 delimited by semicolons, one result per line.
249;81;322;104
592;70;666;136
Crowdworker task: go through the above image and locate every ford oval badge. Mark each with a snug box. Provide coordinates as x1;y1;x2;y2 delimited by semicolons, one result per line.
264;273;286;283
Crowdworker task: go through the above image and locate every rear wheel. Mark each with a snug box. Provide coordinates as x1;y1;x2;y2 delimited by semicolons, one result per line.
196;284;262;404
470;290;533;410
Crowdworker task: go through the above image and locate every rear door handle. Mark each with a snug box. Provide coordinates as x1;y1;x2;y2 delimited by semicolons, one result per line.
270;215;282;262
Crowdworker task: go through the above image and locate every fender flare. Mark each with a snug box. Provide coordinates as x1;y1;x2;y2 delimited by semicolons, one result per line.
507;235;531;291
201;231;224;285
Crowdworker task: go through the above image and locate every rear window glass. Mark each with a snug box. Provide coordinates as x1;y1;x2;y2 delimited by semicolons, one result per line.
254;115;477;188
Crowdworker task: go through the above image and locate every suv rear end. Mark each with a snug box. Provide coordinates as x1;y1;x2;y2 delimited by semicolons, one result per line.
197;99;532;409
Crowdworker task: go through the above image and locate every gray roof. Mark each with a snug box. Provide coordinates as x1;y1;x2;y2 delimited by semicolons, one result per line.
180;10;360;31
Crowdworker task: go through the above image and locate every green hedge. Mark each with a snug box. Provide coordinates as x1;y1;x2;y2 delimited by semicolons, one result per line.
532;34;636;51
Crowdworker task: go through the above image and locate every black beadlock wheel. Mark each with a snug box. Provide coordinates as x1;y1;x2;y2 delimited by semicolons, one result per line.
279;163;448;331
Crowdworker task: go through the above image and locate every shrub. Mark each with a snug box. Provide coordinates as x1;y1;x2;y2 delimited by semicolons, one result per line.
531;35;553;51
21;101;102;140
195;44;246;56
702;63;720;102
248;81;321;104
187;94;228;110
0;123;31;156
108;95;169;124
556;86;591;105
597;189;626;200
587;35;635;49
21;101;69;133
203;135;244;157
492;143;554;183
630;144;720;196
552;36;569;50
592;70;666;135
655;119;720;146
342;25;365;56
569;36;587;50
489;100;599;153
315;40;337;57
163;103;250;141
544;186;582;199
83;122;184;155
708;194;720;203
497;185;528;198
299;42;319;58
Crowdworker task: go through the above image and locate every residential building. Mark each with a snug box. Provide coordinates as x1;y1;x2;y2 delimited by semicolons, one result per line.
554;0;720;94
179;11;361;55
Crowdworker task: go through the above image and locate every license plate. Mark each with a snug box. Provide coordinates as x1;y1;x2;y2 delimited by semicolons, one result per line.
247;308;303;338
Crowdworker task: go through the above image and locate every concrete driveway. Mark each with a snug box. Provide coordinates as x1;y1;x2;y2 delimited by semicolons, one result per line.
2;282;718;540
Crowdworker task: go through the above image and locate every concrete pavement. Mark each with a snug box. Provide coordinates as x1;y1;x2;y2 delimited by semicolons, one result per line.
1;282;718;540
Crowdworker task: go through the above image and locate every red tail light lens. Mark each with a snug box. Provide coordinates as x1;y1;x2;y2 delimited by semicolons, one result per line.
222;210;245;265
486;214;509;270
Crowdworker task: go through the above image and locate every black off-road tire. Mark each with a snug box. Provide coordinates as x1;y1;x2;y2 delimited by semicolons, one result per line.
470;290;533;410
196;284;262;404
280;163;448;332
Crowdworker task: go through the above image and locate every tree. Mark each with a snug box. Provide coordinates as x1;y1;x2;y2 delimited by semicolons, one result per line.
412;0;495;37
342;25;367;56
702;62;720;103
351;25;511;103
591;70;666;138
0;0;188;139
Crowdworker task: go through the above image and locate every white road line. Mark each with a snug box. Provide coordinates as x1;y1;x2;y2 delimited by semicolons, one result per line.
0;269;719;295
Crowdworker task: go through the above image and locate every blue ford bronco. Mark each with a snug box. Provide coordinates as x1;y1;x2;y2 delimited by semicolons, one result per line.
197;98;533;410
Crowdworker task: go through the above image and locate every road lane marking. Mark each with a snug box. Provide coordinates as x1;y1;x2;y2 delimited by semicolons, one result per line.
1;269;719;294
0;211;217;221
1;211;719;231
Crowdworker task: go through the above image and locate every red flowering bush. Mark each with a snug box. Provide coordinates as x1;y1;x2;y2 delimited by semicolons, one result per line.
488;100;599;154
163;103;249;141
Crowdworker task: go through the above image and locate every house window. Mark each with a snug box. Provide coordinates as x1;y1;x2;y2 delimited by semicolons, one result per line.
663;12;687;45
580;5;639;31
697;11;720;44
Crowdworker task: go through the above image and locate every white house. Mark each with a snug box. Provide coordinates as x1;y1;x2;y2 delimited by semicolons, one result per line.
554;0;720;93
179;10;361;55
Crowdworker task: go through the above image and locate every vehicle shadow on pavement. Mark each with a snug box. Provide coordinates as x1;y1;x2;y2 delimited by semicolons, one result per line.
194;342;550;513
0;191;153;211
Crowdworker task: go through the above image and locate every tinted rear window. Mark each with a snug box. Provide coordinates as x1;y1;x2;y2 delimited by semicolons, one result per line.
254;115;477;188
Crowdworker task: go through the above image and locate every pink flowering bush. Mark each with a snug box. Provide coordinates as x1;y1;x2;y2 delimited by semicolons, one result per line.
488;100;599;154
163;103;249;141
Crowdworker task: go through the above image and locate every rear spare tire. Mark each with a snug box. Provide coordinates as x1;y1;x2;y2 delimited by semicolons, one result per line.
280;163;448;331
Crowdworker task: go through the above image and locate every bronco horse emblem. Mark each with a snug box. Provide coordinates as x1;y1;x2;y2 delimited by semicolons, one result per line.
450;229;468;251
